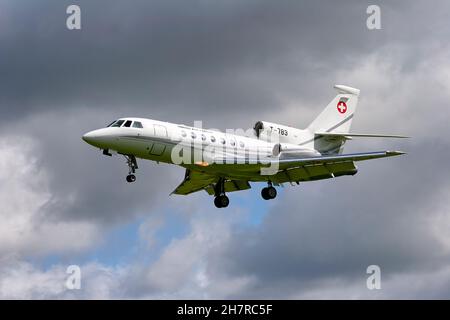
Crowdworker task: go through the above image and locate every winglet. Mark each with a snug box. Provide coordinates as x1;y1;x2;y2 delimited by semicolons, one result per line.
386;150;407;156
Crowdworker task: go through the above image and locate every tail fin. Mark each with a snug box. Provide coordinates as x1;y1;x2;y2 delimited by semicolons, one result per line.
307;85;360;154
307;85;360;133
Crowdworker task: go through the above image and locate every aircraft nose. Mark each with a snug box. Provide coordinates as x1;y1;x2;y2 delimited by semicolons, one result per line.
82;129;105;146
82;131;96;144
82;128;114;149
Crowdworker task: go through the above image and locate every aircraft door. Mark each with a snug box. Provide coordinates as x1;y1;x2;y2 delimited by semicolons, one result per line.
150;124;168;156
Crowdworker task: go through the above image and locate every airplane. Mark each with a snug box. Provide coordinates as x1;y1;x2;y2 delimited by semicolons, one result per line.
82;85;407;208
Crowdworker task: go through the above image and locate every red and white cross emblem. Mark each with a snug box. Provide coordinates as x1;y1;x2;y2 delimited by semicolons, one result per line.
337;101;347;114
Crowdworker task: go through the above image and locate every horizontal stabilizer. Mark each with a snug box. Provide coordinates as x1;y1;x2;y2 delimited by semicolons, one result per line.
315;132;410;139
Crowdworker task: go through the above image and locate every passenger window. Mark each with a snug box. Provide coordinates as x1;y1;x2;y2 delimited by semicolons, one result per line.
191;132;196;139
132;121;143;128
111;120;125;127
123;120;132;127
220;138;226;145
211;136;216;143
201;134;206;141
239;141;245;148
181;130;187;137
230;140;236;147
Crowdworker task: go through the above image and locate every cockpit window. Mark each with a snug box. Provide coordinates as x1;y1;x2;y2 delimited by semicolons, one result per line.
132;121;143;128
123;120;132;127
106;120;116;127
111;120;125;127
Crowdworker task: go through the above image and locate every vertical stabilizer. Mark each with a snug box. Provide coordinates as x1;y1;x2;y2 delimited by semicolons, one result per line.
307;85;360;154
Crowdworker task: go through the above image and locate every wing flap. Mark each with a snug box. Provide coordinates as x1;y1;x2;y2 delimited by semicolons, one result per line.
205;180;251;195
171;169;217;195
172;169;251;196
273;161;358;183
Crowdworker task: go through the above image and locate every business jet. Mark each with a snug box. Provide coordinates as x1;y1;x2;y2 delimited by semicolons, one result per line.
82;85;407;208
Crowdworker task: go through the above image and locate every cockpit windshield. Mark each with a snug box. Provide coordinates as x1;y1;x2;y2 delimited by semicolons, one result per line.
106;119;144;128
111;120;125;127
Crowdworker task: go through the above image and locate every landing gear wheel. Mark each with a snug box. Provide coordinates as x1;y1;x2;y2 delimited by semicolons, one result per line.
126;174;136;183
261;187;270;200
214;195;229;208
123;154;138;184
267;186;277;199
214;197;222;208
261;186;277;200
213;178;229;208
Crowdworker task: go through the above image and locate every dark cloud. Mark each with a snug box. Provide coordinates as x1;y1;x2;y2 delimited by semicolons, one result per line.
3;0;440;126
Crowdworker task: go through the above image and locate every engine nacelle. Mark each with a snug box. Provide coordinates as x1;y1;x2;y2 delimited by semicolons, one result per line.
253;121;303;144
272;143;321;158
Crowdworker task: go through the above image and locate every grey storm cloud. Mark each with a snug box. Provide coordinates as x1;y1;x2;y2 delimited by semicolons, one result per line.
2;0;435;126
0;0;450;298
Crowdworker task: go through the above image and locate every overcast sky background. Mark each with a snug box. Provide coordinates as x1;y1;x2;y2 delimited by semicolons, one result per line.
0;0;449;299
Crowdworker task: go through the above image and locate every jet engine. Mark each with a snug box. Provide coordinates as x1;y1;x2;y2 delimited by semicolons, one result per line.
271;143;321;159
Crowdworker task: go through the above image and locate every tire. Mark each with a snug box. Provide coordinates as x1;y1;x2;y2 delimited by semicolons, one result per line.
214;196;222;208
267;186;277;199
261;187;271;200
126;174;136;183
219;195;229;208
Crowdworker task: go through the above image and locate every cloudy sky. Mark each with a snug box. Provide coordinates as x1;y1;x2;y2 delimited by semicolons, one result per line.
0;0;449;299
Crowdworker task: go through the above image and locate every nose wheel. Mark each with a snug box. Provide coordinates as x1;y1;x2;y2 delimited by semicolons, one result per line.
261;182;277;200
123;154;138;183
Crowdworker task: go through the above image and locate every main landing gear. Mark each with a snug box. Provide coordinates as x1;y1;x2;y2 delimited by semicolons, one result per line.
124;154;138;183
261;182;277;200
213;178;229;208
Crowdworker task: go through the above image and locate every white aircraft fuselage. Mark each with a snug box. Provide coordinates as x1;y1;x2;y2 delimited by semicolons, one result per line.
82;117;320;181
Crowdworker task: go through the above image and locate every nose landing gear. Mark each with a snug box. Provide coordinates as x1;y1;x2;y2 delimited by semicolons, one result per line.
261;182;277;200
123;154;138;183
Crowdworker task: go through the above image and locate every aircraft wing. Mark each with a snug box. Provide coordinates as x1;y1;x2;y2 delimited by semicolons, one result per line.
209;150;405;183
212;150;405;168
269;150;405;183
255;151;404;170
173;151;404;194
273;150;406;169
171;169;251;195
